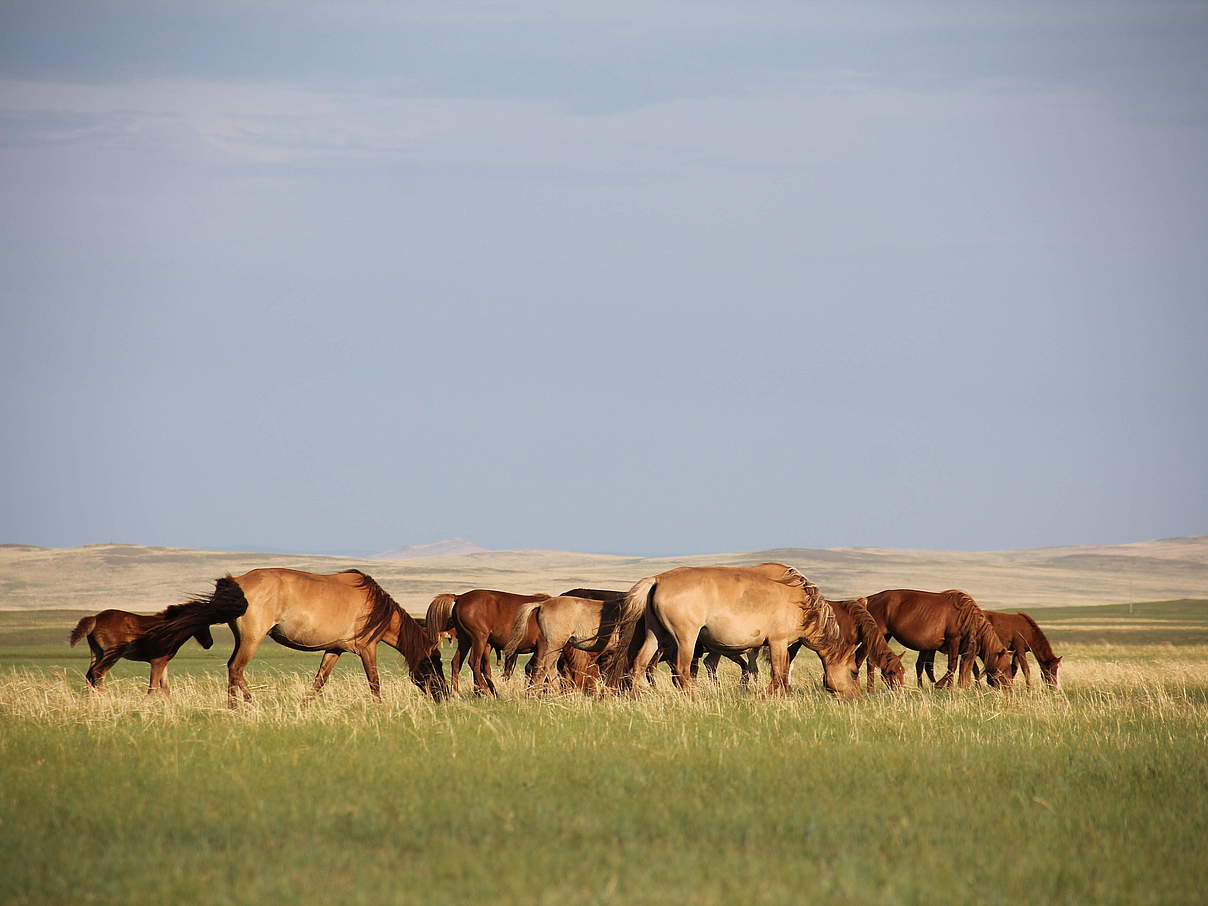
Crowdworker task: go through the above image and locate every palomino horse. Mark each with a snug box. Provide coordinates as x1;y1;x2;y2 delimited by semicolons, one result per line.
68;607;218;694
862;589;1012;690
619;565;861;698
425;589;550;696
918;610;1062;688
141;568;446;706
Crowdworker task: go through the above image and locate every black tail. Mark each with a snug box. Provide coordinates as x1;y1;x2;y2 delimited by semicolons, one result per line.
134;576;250;654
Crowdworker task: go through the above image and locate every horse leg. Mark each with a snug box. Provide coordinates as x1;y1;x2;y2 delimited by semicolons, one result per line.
934;639;960;689
305;650;342;701
742;649;760;685
703;651;722;682
147;657;169;695
766;640;791;695
671;629;700;696
1016;650;1032;688
227;629;265;709
358;646;382;701
85;641;101;691
629;627;662;692
468;634;496;697
502;650;518;681
450;634;470;694
915;651;929;688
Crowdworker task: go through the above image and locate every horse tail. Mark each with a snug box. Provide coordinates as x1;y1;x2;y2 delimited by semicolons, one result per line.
137;575;250;652
602;577;656;685
69;615;95;647
424;594;458;646
503;600;544;658
1016;611;1057;661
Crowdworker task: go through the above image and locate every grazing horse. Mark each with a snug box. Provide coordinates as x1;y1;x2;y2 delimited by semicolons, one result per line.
425;589;550;696
140;568;446;707
918;611;1062;688
505;594;639;694
862;589;1012;690
829;598;906;690
68;607;218;694
619;565;861;699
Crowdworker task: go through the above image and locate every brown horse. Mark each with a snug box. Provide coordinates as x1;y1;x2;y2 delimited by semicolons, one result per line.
139;568;446;706
620;566;860;698
68;607;218;694
918;610;1062;688
829;598;906;690
862;589;1012;690
425;589;550;696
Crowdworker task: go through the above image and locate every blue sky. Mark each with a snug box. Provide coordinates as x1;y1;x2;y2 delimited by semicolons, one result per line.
1;1;1206;555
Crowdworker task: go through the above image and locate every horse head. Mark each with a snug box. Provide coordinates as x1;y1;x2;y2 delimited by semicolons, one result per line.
1041;656;1062;688
983;645;1014;690
411;647;449;701
880;649;906;690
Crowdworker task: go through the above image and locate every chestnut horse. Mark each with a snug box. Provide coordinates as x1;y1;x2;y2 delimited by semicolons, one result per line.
68;607;218;694
918;610;1062;688
862;589;1012;690
619;565;860;698
139;568;446;707
425;589;550;696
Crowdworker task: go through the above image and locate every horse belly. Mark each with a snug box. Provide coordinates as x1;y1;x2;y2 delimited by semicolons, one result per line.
272;609;355;650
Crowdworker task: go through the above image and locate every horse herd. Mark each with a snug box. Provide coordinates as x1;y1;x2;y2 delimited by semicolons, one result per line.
68;563;1063;706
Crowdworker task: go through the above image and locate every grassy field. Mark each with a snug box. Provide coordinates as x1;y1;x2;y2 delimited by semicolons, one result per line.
1;601;1206;905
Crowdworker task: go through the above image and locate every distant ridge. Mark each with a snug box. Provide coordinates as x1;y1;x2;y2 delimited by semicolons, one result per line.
370;538;489;560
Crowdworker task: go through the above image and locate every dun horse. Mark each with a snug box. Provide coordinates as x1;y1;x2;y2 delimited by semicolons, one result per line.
140;568;446;706
68;606;220;694
425;589;550;695
619;565;861;698
504;593;637;693
862;589;1012;690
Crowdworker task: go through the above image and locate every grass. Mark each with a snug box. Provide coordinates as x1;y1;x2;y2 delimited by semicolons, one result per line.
0;602;1205;904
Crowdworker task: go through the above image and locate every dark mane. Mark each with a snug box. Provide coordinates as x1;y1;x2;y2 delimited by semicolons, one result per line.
135;575;249;654
834;598;897;670
342;569;401;642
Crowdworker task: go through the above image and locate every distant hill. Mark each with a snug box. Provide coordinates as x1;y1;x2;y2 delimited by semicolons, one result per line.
0;536;1205;613
370;538;489;560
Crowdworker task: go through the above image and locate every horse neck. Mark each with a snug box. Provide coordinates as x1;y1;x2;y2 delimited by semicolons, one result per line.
1018;616;1057;662
380;608;432;667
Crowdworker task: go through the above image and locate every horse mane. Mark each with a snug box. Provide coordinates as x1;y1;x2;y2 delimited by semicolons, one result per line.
796;577;843;658
342;569;400;641
127;575;250;656
341;570;433;664
945;590;1004;657
834;598;897;670
1016;611;1058;662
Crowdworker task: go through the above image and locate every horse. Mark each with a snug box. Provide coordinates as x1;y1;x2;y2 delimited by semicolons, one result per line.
68;607;218;694
425;589;550;696
619;565;861;699
139;568;446;707
862;589;1012;690
505;593;641;694
917;611;1062;688
829;597;906;690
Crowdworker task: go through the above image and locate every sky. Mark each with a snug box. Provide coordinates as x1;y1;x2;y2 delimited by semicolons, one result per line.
1;0;1206;557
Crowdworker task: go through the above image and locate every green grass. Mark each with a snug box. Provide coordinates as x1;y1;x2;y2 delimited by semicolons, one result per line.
0;602;1206;904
